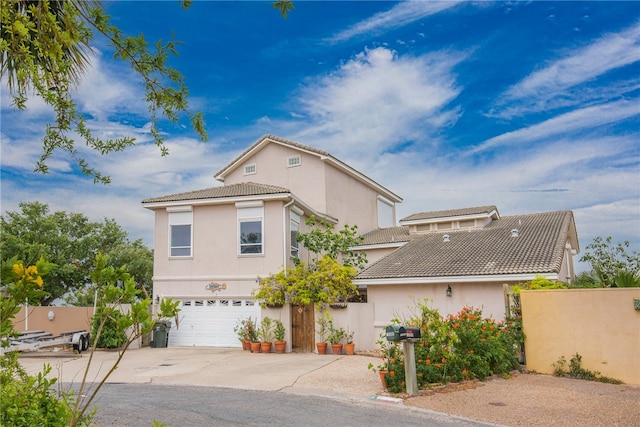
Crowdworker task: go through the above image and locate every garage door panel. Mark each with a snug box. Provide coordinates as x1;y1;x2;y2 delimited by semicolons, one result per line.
168;299;261;347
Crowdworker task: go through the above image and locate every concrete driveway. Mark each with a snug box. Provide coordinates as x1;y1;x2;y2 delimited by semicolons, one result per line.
18;347;383;400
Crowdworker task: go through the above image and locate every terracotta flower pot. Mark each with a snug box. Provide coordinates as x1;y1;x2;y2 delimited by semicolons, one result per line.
274;341;286;354
250;342;261;353
260;341;272;353
242;340;251;351
379;370;388;390
316;342;328;355
344;343;355;355
330;343;343;355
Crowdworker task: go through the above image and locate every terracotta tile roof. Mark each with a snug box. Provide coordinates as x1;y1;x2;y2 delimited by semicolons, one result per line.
401;205;499;222
361;227;411;245
357;211;574;279
142;182;290;204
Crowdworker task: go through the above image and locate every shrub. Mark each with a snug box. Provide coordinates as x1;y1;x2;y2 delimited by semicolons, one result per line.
91;307;127;349
553;353;622;384
0;350;81;426
383;300;520;393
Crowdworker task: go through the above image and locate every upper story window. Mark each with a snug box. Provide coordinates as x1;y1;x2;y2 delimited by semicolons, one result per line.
287;155;301;167
377;196;395;228
244;164;256;175
237;201;264;255
168;206;193;257
290;210;301;258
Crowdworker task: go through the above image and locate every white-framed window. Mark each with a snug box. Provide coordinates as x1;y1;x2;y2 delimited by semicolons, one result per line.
237;201;264;255
377;196;395;228
287;155;301;167
168;206;193;257
244;164;256;175
290;210;300;258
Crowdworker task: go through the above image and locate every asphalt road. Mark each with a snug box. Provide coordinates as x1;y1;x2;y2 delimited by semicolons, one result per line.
86;383;493;427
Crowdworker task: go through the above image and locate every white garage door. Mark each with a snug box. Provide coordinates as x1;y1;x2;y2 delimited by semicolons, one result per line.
168;298;261;347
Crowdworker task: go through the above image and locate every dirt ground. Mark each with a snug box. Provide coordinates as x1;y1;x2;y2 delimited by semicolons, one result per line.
403;372;640;427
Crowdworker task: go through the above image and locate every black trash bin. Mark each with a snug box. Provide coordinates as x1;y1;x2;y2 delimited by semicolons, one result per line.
153;321;171;348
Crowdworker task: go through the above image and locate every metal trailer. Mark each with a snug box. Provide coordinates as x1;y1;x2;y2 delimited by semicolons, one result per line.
1;330;90;354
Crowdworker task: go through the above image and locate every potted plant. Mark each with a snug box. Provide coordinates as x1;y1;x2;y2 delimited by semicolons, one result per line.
344;330;355;355
273;319;287;353
258;316;274;353
315;311;331;354
234;316;257;351
328;323;346;355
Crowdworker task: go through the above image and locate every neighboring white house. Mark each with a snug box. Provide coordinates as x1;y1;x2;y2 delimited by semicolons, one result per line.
142;135;579;351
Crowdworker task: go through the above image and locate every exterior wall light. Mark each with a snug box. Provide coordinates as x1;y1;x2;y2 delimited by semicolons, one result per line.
48;310;55;321
446;285;452;298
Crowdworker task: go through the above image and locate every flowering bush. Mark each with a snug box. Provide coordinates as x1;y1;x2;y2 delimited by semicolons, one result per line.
255;255;357;307
384;300;520;393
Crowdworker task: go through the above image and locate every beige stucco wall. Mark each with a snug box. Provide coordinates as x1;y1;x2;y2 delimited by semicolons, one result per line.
521;288;640;385
366;282;507;348
154;200;286;279
322;304;376;351
222;143;329;213
324;163;382;234
13;306;93;336
12;306;145;349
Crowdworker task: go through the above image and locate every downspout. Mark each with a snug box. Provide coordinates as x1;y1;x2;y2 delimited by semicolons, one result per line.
565;245;573;284
283;198;295;273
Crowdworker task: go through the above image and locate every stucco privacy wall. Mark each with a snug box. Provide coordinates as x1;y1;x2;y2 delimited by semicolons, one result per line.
12;305;144;350
13;306;93;336
261;303;375;352
521;288;640;385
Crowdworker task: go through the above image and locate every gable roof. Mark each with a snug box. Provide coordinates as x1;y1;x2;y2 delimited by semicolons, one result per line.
400;205;499;224
141;181;339;223
359;226;412;246
356;210;578;281
214;134;403;203
142;182;290;204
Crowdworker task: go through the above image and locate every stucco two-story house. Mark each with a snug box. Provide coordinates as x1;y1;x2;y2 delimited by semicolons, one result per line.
143;135;580;351
141;135;402;350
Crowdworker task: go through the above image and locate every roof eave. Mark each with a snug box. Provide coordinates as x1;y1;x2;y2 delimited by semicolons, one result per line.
141;191;338;224
400;209;499;226
355;272;561;285
141;192;292;210
351;242;408;251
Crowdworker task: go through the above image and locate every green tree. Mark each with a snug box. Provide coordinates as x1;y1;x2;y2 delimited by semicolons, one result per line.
254;214;366;307
296;216;367;271
1;0;291;184
0;202;153;305
580;236;639;287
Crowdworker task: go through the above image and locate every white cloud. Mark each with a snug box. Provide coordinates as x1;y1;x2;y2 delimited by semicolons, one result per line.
327;1;463;43
73;51;147;120
470;99;639;155
288;47;464;161
493;21;640;117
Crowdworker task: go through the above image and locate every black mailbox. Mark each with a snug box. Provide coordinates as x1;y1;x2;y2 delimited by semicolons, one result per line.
385;325;406;341
403;327;421;339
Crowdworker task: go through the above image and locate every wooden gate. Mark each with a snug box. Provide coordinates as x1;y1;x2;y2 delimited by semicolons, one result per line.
291;304;314;353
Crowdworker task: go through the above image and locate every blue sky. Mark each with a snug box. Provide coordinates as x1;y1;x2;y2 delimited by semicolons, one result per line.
1;1;639;272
